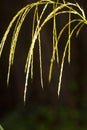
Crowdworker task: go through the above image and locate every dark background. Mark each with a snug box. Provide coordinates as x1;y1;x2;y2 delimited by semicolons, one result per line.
0;0;87;129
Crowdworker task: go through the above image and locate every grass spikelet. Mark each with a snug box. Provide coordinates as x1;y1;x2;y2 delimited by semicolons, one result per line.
24;3;48;102
58;21;83;96
49;2;59;82
7;7;32;85
30;6;38;80
76;2;86;19
68;10;71;63
76;23;84;37
0;8;24;57
36;6;44;89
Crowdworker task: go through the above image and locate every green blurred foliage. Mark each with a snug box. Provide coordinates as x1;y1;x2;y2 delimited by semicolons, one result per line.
1;104;87;130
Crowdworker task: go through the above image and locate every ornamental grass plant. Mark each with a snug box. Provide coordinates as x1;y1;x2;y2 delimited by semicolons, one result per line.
0;0;87;103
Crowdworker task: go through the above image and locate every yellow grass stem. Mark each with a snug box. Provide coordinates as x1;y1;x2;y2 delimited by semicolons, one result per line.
24;3;48;102
58;21;83;96
7;7;32;85
36;6;44;89
68;10;71;63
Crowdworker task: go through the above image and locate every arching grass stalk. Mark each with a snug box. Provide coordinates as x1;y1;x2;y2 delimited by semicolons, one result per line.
7;7;32;85
58;20;83;96
24;3;48;102
0;0;87;103
68;9;71;63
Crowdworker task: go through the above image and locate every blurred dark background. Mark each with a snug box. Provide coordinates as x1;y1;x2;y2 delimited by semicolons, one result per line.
0;0;87;130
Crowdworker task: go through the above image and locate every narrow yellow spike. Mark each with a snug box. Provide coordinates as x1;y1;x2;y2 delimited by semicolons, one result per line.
24;3;48;102
7;7;31;85
36;6;44;88
58;21;83;96
68;11;71;63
